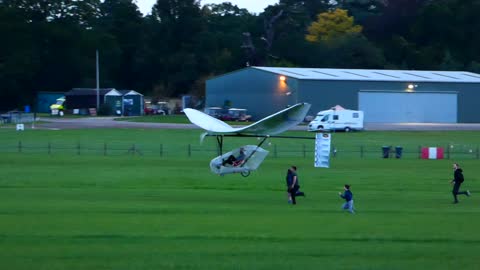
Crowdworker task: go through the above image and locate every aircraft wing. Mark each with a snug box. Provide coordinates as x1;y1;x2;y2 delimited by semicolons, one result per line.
184;103;311;136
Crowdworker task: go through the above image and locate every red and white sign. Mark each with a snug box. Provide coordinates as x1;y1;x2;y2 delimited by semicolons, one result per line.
421;147;444;159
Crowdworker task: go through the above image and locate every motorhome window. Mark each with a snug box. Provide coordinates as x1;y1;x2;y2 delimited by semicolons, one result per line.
333;115;339;120
321;115;329;122
353;113;359;118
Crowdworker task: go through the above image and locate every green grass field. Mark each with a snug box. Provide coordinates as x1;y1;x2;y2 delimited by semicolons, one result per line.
0;128;479;269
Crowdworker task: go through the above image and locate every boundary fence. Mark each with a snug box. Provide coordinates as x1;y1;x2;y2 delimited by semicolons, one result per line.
1;141;479;160
0;112;35;124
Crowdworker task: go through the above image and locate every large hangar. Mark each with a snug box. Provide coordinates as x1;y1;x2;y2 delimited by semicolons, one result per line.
205;67;480;123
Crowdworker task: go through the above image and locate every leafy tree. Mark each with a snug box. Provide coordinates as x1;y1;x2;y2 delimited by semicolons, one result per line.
0;4;38;109
151;0;204;47
201;3;255;72
360;0;429;39
439;50;463;71
466;61;480;74
2;0;480;110
142;0;206;97
259;2;315;67
323;34;385;68
0;1;104;110
97;0;144;89
303;8;384;69
240;1;317;67
279;0;331;21
306;9;363;42
334;0;386;22
409;0;480;68
2;0;101;25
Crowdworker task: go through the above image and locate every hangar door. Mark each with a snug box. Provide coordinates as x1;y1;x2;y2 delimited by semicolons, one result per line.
359;91;457;123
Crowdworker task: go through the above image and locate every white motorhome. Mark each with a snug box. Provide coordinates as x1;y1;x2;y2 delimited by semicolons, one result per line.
308;106;364;132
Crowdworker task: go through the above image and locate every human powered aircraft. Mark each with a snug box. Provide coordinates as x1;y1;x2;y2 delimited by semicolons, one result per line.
184;103;313;177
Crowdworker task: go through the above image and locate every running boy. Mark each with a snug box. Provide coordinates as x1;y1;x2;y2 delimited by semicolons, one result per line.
339;184;355;214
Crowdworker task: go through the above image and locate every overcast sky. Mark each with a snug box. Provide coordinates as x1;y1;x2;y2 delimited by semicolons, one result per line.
136;0;279;15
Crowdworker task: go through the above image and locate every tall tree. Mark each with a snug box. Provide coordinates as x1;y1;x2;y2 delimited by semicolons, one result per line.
410;0;480;69
279;0;331;21
362;0;429;39
304;8;384;68
2;0;101;25
0;4;38;109
142;0;206;97
306;9;363;42
335;0;386;22
202;3;255;72
0;0;104;110
97;0;144;89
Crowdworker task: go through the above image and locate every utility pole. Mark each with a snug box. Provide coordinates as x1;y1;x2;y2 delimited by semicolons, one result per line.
96;50;100;111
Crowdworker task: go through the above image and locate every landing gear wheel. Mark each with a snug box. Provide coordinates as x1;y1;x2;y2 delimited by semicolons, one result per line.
344;127;351;132
241;171;250;177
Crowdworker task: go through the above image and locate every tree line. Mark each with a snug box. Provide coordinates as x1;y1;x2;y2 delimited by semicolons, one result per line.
1;0;479;110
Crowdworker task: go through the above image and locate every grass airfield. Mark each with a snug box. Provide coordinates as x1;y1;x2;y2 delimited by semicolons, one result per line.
0;128;479;269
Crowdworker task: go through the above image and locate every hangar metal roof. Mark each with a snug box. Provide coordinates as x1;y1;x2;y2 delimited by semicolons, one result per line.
253;67;480;83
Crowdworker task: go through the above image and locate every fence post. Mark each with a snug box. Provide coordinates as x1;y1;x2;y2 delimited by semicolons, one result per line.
77;142;81;155
132;144;136;156
360;145;364;158
418;145;421;159
48;142;51;155
446;145;450;160
188;144;191;157
18;141;22;153
274;144;278;158
160;144;163;157
104;142;107;156
302;144;306;158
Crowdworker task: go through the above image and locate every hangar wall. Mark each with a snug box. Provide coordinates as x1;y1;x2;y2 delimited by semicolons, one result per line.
206;68;480;123
358;91;457;123
206;68;293;119
298;80;479;123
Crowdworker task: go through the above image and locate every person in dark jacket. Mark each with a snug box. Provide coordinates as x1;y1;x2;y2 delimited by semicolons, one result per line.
286;166;305;205
451;163;471;203
339;184;355;213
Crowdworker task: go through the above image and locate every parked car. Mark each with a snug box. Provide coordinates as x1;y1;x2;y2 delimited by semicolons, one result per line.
227;108;252;122
204;107;252;122
50;96;66;116
204;107;225;118
144;102;171;115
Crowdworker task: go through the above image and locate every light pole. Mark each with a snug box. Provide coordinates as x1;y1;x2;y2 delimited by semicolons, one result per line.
96;50;100;111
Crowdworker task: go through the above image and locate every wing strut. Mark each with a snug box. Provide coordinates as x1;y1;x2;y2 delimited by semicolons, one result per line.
240;136;269;168
216;135;224;156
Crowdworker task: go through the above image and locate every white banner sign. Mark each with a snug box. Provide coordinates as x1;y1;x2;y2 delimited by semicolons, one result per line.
314;133;331;168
